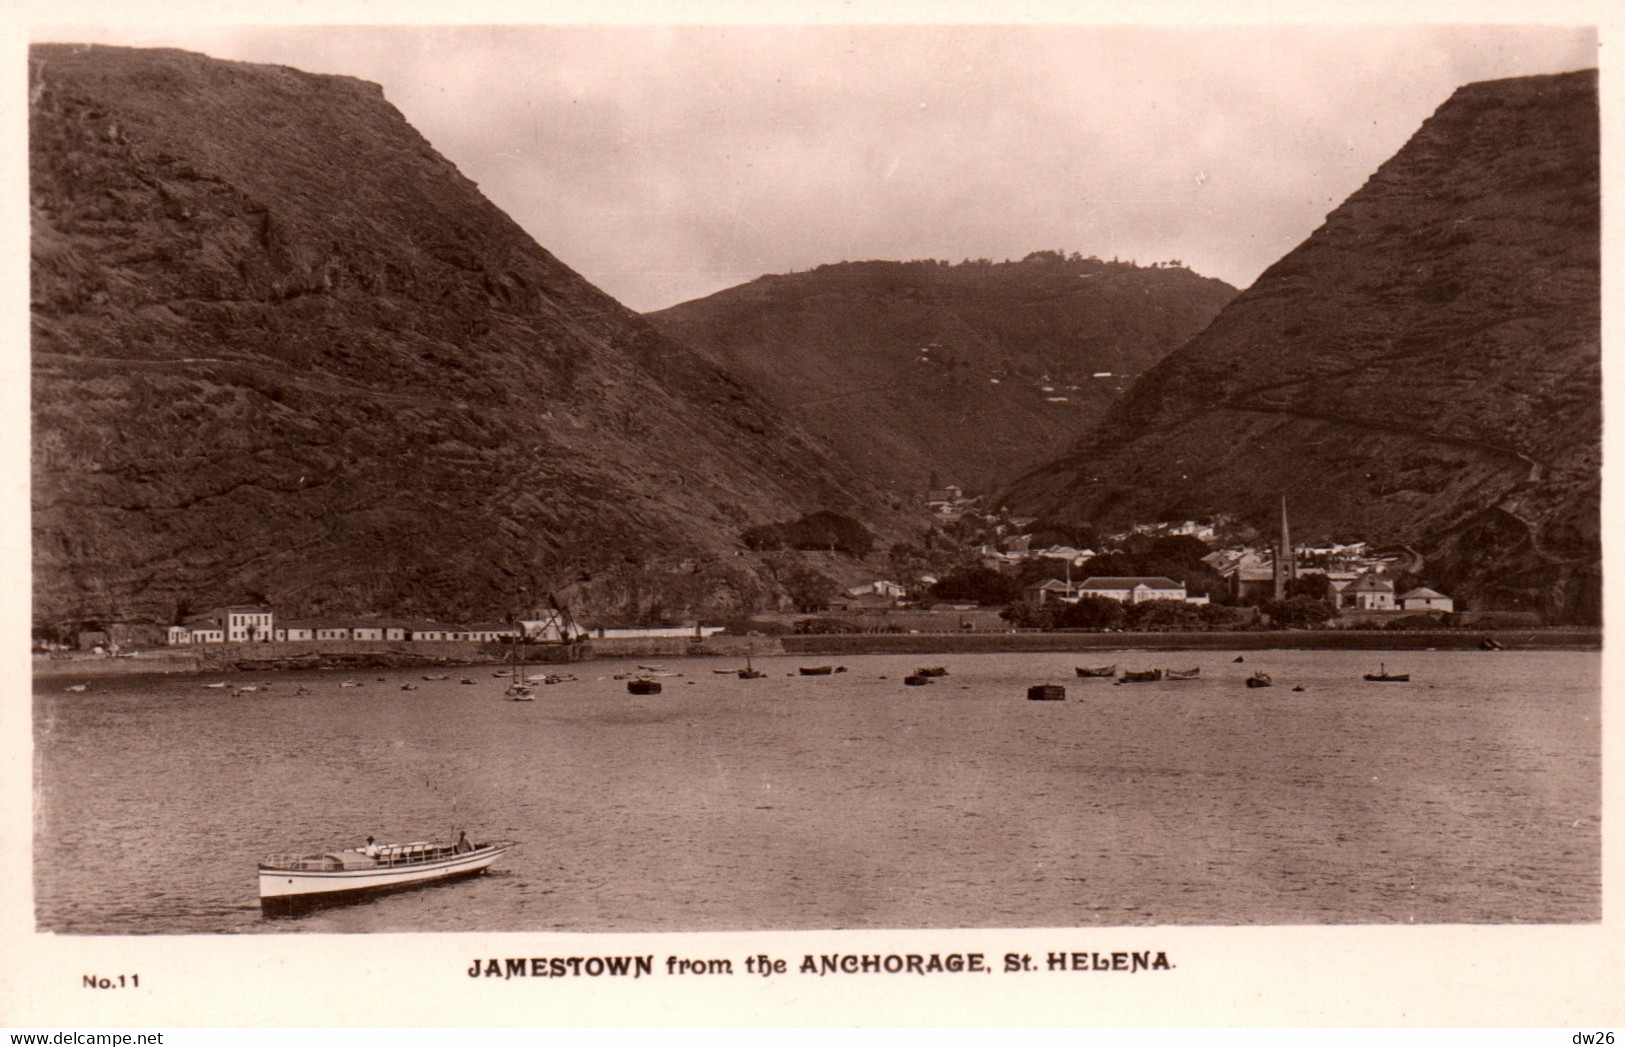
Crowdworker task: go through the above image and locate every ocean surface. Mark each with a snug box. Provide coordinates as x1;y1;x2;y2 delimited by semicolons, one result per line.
33;649;1600;934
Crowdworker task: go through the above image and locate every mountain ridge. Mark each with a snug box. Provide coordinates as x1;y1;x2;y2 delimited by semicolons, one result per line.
30;44;905;630
648;253;1237;496
1004;69;1600;621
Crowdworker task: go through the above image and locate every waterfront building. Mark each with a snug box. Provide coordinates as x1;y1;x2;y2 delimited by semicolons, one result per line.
1023;579;1080;605
274;620;317;642
1076;576;1188;604
222;606;274;643
1400;587;1454;613
464;622;522;642
1343;571;1397;611
179;615;225;643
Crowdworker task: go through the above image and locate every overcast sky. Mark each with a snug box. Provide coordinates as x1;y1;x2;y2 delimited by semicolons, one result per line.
28;19;1601;311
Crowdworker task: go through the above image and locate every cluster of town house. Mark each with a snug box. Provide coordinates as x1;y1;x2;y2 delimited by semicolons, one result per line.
1021;571;1451;614
166;606;587;645
923;487;1455;616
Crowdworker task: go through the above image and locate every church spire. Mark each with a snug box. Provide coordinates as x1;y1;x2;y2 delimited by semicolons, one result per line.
1273;493;1296;600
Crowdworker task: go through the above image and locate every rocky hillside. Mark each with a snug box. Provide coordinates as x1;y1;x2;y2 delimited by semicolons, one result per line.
1005;71;1600;622
648;255;1236;496
30;44;905;631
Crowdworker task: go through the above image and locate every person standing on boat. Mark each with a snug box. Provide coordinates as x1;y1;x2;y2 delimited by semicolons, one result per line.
455;830;473;854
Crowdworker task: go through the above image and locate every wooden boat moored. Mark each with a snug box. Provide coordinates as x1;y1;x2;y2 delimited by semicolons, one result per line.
915;666;949;678
1075;665;1116;678
1027;684;1066;701
258;836;514;917
904;674;933;686
1245;672;1272;688
1364;665;1410;682
1119;669;1163;683
1164;667;1200;680
627;678;663;695
799;666;835;676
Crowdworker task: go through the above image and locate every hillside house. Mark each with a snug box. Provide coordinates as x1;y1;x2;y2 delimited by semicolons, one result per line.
926;485;978;519
1400;587;1454;613
1037;545;1095;566
829;592;901;612
1076;576;1188;604
846;580;908;600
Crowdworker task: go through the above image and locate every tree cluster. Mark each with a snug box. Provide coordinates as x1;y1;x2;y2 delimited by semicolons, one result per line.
929;565;1022;606
741;510;875;558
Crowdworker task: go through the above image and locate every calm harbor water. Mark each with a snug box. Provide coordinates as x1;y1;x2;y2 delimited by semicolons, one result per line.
34;649;1599;934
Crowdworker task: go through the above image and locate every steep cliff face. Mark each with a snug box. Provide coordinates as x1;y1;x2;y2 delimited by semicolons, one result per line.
1004;71;1599;621
648;255;1236;496
30;45;899;629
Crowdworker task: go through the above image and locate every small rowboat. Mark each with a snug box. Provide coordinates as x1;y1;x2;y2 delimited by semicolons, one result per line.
915;666;949;678
1075;665;1116;678
904;674;933;686
1364;665;1410;682
1119;669;1162;683
1027;684;1066;701
259;837;513;917
799;666;835;676
1164;667;1201;680
1245;672;1272;688
627;678;662;695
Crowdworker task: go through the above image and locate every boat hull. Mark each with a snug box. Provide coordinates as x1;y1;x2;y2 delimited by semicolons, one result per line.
259;845;510;917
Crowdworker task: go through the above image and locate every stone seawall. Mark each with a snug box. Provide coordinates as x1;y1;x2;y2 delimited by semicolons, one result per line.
37;628;1595;678
780;628;1599;656
589;635;787;659
33;640;594;676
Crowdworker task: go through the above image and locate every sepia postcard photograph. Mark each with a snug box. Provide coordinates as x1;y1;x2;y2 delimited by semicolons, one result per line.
4;0;1620;1030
